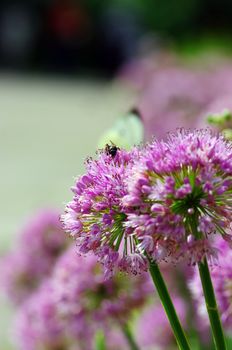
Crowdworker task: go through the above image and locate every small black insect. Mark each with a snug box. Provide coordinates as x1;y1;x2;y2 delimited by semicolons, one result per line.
105;142;120;158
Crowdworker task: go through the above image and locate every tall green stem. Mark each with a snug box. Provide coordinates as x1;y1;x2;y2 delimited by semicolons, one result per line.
198;258;227;350
121;322;140;350
189;217;227;349
149;259;190;350
95;333;106;350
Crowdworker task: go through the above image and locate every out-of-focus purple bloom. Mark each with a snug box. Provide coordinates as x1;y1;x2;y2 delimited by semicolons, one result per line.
190;237;232;332
120;55;214;140
62;148;148;278
0;209;67;304
123;129;232;267
137;67;211;140
136;298;187;350
14;281;68;350
52;247;150;326
121;56;232;142
15;247;149;350
119;52;185;91
206;64;232;99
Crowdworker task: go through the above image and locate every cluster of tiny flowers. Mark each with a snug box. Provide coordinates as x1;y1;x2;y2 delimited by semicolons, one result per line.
63;129;232;277
52;247;150;326
14;280;105;350
0;209;67;304
14;281;69;350
190;237;232;331
124;129;232;266
136;66;212;140
122;56;232;141
15;247;148;350
62;148;146;278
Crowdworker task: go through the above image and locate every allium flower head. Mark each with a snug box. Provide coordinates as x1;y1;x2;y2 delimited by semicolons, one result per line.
15;247;148;350
137;67;211;140
52;247;150;326
124;129;232;265
0;209;67;304
62;148;147;277
190;237;232;331
14;281;68;350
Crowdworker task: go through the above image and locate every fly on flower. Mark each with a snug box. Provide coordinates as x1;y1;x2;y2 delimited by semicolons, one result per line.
63;128;232;278
105;142;120;158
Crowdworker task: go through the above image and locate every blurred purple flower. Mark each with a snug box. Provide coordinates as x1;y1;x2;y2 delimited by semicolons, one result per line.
15;247;149;349
136;298;187;350
52;247;150;326
121;57;232;142
0;209;67;304
14;281;68;350
137;67;211;140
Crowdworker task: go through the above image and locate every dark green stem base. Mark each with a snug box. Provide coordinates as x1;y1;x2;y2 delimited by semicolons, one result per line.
121;323;140;350
149;259;190;350
198;258;227;350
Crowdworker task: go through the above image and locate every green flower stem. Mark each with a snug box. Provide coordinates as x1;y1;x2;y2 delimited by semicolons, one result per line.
121;322;140;350
149;259;190;350
189;218;227;349
198;258;227;350
95;330;106;350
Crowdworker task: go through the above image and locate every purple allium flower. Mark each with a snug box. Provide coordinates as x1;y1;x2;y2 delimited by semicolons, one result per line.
0;209;67;304
136;298;187;350
190;237;232;331
136;67;211;141
52;247;150;326
123;129;232;266
62;148;149;277
15;247;149;350
120;55;232;143
14;281;68;350
15;283;127;350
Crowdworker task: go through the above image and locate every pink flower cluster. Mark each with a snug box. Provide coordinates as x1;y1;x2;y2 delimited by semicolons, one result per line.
1;209;67;304
63;129;232;278
136;298;187;350
14;281;67;350
61;148;143;278
52;247;150;326
1;208;152;349
15;247;150;350
124;129;232;266
122;56;232;141
137;67;211;140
